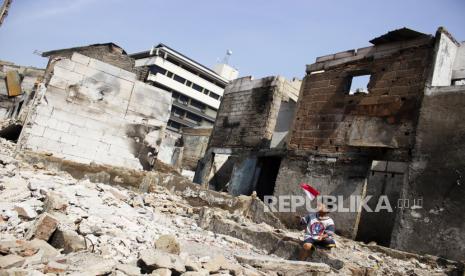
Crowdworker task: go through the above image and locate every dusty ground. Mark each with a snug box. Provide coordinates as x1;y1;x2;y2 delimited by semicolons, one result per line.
0;138;463;275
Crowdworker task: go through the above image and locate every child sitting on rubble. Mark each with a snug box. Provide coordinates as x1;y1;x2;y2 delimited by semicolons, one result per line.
298;203;336;261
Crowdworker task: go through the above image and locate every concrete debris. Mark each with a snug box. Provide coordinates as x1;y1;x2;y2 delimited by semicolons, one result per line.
235;254;331;274
138;249;186;273
43;192;68;212
0;136;463;275
26;213;58;241
49;229;86;253
151;268;173;276
154;234;181;255
192;27;465;263
13;204;37;219
0;254;25;269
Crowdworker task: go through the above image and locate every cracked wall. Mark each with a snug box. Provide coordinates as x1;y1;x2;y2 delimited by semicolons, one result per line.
18;52;171;170
390;86;465;261
274;30;436;240
194;76;300;191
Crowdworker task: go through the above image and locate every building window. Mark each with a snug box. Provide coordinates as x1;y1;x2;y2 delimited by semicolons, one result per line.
166;71;174;78
172;106;185;118
192;83;203;92
150;65;167;75
168;120;182;130
173;74;186;84
178;94;189;105
185;112;202;124
348;74;371;95
209;92;220;100
186;80;192;87
190;99;206;111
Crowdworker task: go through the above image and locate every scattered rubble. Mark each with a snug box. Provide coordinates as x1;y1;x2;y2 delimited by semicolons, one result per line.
0;137;463;275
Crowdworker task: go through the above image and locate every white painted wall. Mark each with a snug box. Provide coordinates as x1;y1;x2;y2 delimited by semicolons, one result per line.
452;42;465;81
136;56;224;96
431;32;459;87
148;73;220;109
213;63;239;81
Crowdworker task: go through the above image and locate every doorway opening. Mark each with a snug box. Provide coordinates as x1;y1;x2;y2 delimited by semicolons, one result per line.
254;156;282;200
355;169;403;246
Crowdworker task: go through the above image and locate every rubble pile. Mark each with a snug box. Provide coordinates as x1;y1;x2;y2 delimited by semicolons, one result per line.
0;138;463;275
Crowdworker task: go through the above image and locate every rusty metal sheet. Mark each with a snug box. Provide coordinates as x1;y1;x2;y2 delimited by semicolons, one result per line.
6;70;21;96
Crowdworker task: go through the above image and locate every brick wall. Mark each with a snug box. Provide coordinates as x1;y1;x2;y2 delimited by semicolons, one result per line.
209;76;296;149
289;38;435;156
19;53;171;170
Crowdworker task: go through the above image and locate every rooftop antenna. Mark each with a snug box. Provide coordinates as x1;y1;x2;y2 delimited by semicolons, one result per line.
221;49;232;64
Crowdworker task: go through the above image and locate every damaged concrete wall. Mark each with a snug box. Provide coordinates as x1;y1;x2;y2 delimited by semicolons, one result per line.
274;156;369;238
208;76;297;149
289;36;434;154
390;85;465;261
157;129;183;168
195;76;300;189
18;53;171;170
270;98;297;149
181;127;212;171
274;31;436;240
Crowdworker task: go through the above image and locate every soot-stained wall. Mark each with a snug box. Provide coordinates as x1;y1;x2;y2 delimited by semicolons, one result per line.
288;36;435;157
391;86;465;261
19;53;171;170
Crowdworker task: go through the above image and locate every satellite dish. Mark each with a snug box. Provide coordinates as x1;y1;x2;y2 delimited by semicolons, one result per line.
226;50;233;56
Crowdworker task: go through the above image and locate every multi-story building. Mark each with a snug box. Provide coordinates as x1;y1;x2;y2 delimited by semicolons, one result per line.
131;44;237;132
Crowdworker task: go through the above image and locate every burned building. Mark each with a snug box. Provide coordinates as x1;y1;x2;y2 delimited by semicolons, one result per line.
194;75;301;197
0;60;44;141
274;27;465;261
195;27;465;261
15;44;172;170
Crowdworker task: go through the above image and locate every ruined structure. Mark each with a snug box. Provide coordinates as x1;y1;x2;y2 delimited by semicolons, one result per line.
194;75;301;197
0;60;44;140
15;44;172;170
195;27;465;261
276;27;465;260
180;127;212;179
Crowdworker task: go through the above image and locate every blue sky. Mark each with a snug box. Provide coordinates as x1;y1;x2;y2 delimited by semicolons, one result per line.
0;0;464;79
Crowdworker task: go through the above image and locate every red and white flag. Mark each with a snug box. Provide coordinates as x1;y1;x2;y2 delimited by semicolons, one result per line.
300;183;320;201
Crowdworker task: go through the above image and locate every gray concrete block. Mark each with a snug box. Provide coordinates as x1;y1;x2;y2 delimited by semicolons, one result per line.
53;66;83;85
42;128;63;142
55;59;76;71
28;125;45;137
48;75;69;90
73;63;100;79
71;53;91;65
118;69;137;82
59;132;79;146
88;58;121;77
